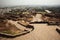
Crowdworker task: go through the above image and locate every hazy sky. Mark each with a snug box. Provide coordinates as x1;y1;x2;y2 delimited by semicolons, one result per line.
0;0;60;7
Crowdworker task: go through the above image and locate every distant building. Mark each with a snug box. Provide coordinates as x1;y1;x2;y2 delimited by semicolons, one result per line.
45;10;52;13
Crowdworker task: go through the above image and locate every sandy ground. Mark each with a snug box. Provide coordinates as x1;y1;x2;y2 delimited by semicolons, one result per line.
0;24;60;40
0;14;60;40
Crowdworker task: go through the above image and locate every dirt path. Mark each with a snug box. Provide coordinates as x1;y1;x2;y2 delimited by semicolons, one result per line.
0;24;60;40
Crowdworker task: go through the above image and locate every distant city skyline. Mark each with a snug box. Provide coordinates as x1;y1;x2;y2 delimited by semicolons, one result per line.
0;0;60;7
